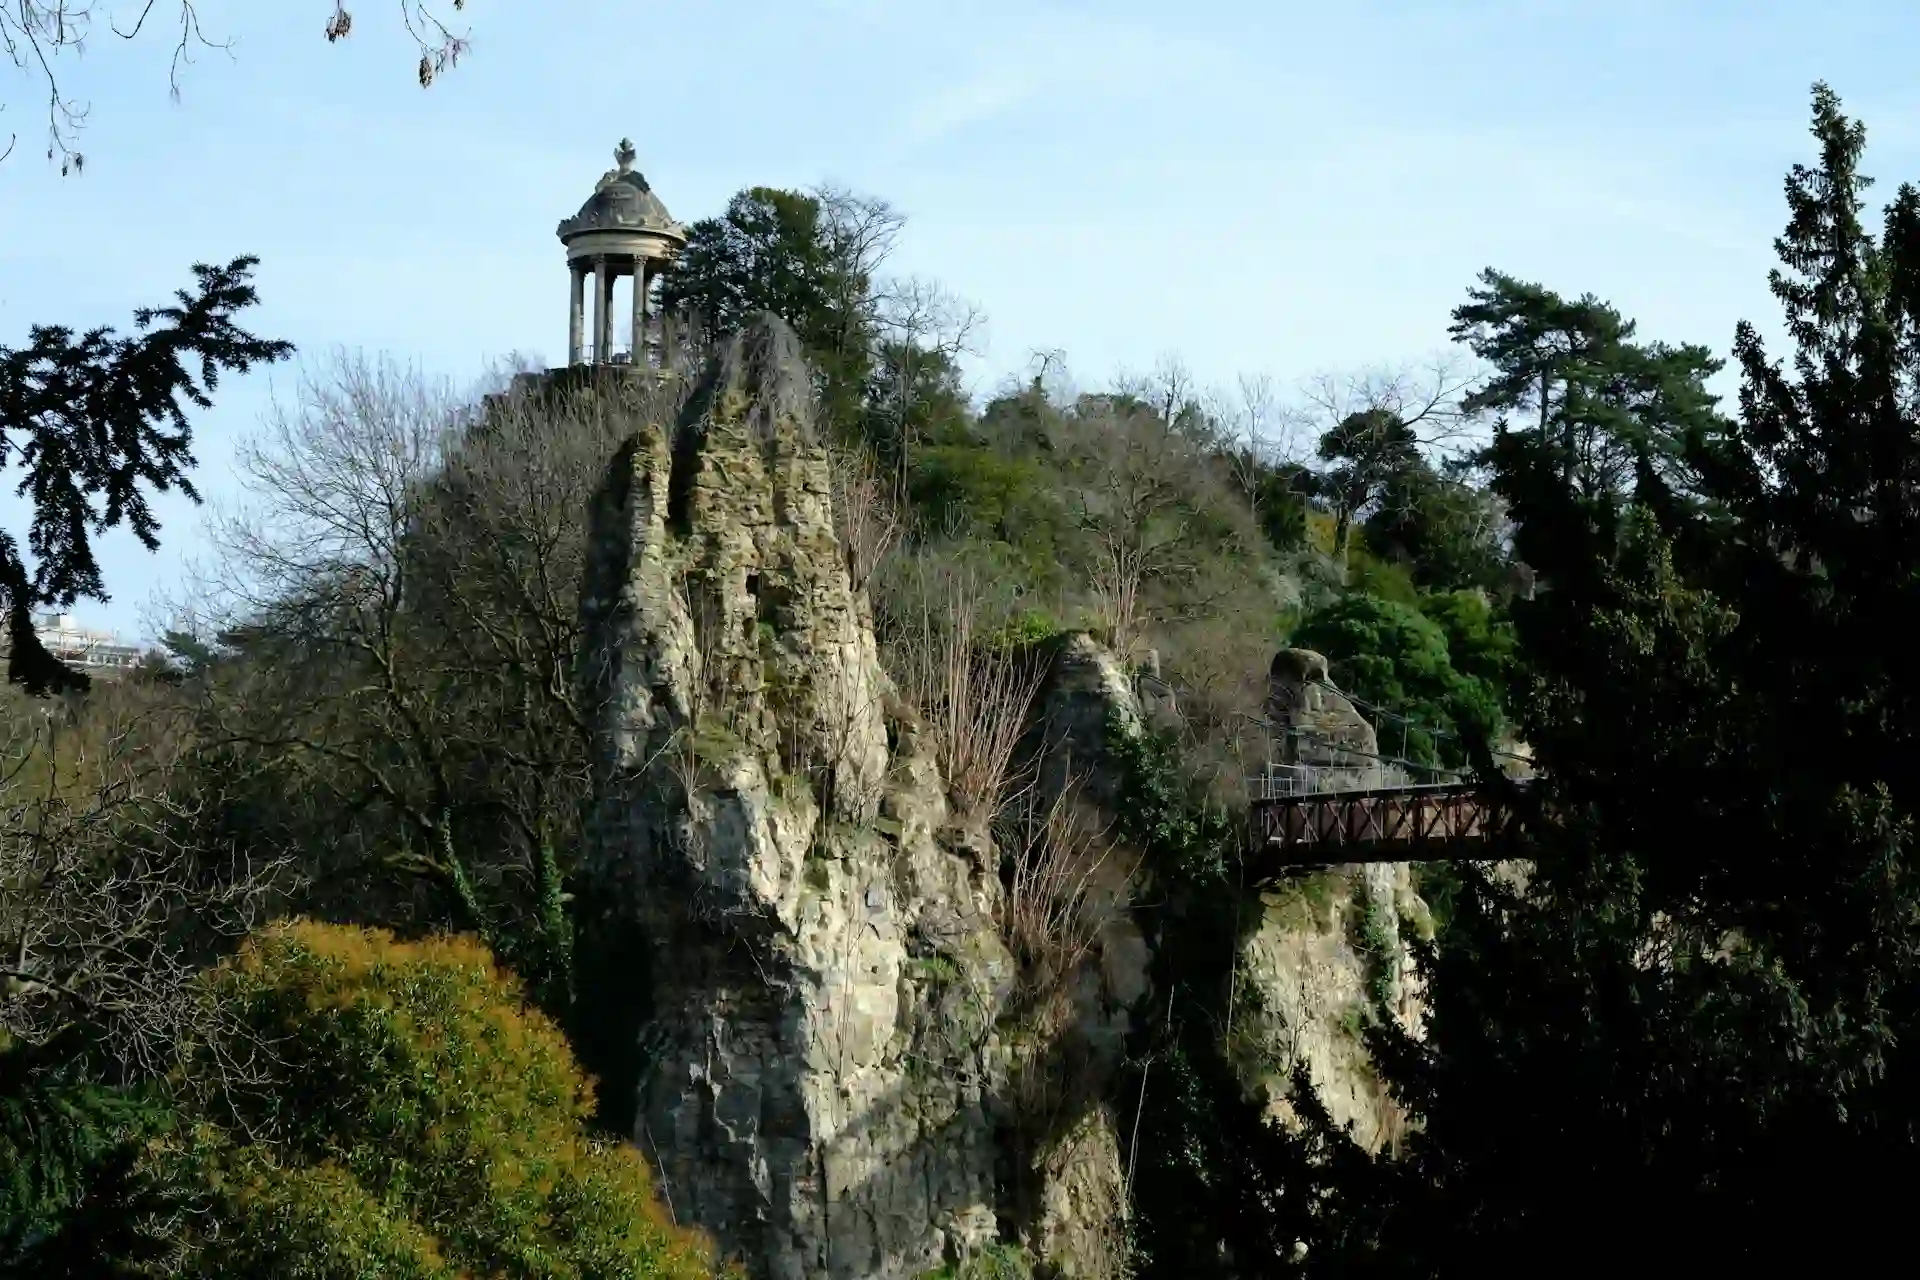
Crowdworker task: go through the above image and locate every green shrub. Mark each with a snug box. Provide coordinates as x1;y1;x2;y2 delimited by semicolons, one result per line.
1344;544;1422;607
909;445;1062;547
981;609;1064;652
1416;589;1518;693
1289;593;1500;769
1304;508;1340;556
917;1241;1035;1279
1250;466;1314;553
134;921;722;1279
1354;898;1399;1016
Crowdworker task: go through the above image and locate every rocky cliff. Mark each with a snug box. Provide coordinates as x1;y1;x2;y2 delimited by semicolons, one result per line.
579;315;1013;1279
577;315;1428;1278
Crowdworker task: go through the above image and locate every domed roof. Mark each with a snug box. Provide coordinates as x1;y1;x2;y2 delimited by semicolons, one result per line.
556;139;687;246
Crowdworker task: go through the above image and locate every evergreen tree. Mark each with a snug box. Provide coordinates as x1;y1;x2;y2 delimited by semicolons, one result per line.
1361;463;1511;595
1450;269;1725;503
0;256;291;693
659;185;893;431
1338;83;1920;1273
660;187;838;345
1315;408;1423;558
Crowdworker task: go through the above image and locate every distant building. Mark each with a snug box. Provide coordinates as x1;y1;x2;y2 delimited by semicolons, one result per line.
7;612;148;678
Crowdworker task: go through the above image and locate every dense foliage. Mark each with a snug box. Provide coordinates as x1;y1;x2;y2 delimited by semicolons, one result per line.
1309;82;1920;1274
0;1069;172;1272
1101;714;1384;1278
661;185;897;433
1289;593;1503;769
135;922;720;1278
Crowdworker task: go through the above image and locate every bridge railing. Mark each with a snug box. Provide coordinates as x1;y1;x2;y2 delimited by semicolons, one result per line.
1244;756;1424;802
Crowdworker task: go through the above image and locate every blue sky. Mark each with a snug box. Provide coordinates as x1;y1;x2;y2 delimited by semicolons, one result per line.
5;0;1920;641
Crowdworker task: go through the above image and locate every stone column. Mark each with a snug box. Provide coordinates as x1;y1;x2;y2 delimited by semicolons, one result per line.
593;257;613;364
568;264;585;366
630;257;648;366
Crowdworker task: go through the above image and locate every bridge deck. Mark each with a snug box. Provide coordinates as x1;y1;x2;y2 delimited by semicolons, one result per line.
1248;780;1532;879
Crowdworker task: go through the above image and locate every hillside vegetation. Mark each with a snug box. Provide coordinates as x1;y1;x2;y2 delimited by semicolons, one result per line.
2;82;1918;1276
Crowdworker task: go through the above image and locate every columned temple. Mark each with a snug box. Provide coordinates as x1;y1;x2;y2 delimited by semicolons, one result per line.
556;139;689;368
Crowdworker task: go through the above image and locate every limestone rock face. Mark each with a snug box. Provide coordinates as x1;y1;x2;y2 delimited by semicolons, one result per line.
1014;634;1150;1275
1265;648;1388;791
1236;864;1423;1153
1032;632;1142;811
1239;647;1424;1152
580;314;1013;1279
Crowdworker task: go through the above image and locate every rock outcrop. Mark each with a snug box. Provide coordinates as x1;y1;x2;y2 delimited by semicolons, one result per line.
580;314;1014;1279
1010;634;1151;1275
1264;647;1386;792
1237;649;1423;1151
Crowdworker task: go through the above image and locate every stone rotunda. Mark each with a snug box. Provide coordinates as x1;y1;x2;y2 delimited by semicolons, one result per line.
557;139;688;367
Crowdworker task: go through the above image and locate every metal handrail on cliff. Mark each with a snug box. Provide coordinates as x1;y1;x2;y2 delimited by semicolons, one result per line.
1246;676;1535;804
1299;675;1535;768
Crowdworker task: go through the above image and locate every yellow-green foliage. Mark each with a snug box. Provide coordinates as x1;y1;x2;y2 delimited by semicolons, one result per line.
146;921;721;1279
1303;508;1340;556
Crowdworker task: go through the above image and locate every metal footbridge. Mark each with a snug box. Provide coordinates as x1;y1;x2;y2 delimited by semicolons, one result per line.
1241;676;1536;879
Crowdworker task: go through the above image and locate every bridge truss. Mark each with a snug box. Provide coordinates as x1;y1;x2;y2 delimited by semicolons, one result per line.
1243;676;1536;878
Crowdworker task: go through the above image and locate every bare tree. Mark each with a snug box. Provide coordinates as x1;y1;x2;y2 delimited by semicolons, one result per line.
1061;401;1248;659
871;275;985;492
883;568;1047;822
1029;348;1072;402
1299;354;1480;455
1296;354;1480;558
1211;371;1316;530
1114;353;1210;443
0;684;288;1084
4;2;471;171
173;352;691;1011
997;773;1129;1027
827;438;903;595
810;183;906;375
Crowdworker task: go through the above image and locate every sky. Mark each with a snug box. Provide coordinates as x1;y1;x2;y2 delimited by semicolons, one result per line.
5;0;1920;642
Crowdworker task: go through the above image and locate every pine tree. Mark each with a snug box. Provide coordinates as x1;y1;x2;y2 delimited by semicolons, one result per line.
0;256;292;693
1450;269;1725;503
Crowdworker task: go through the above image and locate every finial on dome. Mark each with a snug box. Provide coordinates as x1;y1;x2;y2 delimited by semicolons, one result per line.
615;138;636;174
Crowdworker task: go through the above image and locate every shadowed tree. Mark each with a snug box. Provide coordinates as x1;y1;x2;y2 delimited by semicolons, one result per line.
1334;82;1920;1275
1316;408;1423;559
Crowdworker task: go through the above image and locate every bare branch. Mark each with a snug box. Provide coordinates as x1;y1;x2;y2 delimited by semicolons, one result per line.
996;771;1133;1027
871;274;987;490
882;566;1047;821
827;438;903;595
1058;398;1248;658
0;682;294;1085
3;2;473;170
174;353;689;976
